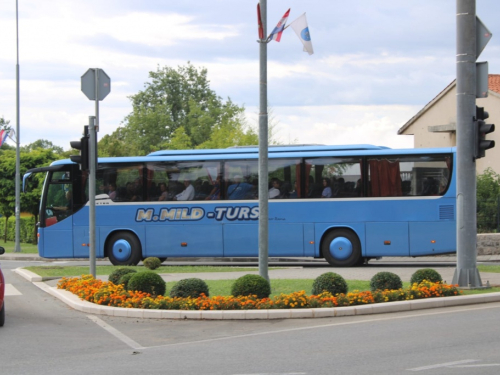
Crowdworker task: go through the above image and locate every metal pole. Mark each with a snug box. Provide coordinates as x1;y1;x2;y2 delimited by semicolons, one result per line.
14;0;21;253
89;115;96;278
88;68;100;278
258;0;269;281
95;69;100;132
452;0;482;287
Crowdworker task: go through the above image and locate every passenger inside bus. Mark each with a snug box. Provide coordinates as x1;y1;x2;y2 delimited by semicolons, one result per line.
307;176;322;198
227;175;253;200
174;178;195;201
322;178;332;198
158;182;168;201
53;190;73;211
205;175;221;200
289;181;298;198
269;178;281;199
108;183;117;200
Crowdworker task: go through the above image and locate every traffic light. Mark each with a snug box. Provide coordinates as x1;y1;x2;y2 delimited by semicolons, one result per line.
474;106;495;159
70;126;89;171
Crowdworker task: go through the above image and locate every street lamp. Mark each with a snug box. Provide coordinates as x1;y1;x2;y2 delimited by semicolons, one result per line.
15;0;21;253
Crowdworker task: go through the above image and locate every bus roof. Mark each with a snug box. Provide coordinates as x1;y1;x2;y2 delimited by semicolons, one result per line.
147;144;389;157
50;145;456;167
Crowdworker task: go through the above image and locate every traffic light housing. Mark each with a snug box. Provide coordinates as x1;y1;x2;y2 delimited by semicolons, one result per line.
475;106;495;159
70;126;89;171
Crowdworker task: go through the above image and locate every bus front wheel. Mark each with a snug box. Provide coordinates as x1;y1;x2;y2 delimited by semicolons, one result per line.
107;232;142;266
322;229;361;267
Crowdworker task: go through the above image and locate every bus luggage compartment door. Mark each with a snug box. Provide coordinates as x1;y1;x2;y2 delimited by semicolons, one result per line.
409;221;456;256
365;222;409;257
223;223;305;257
145;225;223;257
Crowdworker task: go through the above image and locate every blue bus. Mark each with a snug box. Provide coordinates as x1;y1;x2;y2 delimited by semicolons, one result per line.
24;144;456;267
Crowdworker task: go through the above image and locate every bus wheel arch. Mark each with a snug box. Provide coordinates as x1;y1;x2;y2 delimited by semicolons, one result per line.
321;228;362;267
106;231;142;266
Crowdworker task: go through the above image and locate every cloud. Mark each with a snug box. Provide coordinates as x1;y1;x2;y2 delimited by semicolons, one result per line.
1;0;500;151
246;105;417;149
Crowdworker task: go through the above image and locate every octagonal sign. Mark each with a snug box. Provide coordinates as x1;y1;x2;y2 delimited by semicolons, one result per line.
81;68;111;101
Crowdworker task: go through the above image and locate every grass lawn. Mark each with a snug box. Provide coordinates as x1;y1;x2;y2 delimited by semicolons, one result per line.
0;240;38;254
26;263;500;298
194;279;374;298
25;265;279;278
478;265;500;273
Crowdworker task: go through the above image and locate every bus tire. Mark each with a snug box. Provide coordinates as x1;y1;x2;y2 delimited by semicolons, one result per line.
107;232;142;266
322;229;361;267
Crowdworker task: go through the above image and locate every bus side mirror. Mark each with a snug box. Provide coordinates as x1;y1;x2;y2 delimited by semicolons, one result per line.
22;172;33;193
0;247;5;255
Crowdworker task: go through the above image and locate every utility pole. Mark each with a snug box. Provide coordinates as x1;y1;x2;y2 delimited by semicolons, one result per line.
258;0;269;281
14;0;21;253
452;0;491;288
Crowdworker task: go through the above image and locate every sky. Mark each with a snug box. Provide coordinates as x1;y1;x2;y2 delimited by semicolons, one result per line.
1;0;500;151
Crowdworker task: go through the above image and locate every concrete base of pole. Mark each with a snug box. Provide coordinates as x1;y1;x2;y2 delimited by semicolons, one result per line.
452;267;483;288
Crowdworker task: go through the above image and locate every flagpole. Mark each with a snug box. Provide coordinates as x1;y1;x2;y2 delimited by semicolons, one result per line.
258;0;269;281
15;0;21;253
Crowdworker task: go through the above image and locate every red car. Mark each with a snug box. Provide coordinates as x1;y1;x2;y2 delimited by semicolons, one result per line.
0;246;5;326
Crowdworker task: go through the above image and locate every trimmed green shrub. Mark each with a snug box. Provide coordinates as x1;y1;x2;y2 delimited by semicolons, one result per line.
143;257;162;270
4;216;37;244
231;274;271;299
108;268;137;285
410;269;443;285
370;272;403;291
128;271;166;296
170;278;210;298
311;272;348;295
118;273;135;290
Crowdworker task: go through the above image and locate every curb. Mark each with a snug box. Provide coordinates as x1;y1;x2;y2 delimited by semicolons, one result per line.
14;267;500;320
34;285;500;320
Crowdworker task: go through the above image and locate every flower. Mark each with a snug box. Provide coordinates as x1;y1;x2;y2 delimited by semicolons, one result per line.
57;276;462;311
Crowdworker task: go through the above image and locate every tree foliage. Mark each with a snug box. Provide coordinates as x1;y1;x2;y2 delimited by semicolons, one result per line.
476;168;500;233
21;139;64;154
99;62;258;156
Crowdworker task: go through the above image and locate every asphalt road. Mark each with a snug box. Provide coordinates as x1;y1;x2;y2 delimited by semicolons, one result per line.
2;259;500;374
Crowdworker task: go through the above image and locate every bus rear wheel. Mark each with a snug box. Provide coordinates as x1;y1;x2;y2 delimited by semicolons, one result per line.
107;232;142;266
322;229;361;267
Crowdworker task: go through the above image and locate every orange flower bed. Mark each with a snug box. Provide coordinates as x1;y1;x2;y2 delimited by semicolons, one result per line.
57;275;462;310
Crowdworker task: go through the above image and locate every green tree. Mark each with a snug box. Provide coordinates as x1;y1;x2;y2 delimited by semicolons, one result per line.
476;168;500;233
98;127;141;157
0;149;16;242
107;62;256;155
21;139;64;154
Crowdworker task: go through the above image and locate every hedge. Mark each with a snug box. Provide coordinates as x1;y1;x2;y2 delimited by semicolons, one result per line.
1;216;36;243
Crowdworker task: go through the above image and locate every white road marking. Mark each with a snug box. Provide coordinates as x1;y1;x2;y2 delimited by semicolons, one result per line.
87;315;146;350
145;304;500;350
4;284;22;296
234;373;306;375
453;364;500;368
407;359;479;371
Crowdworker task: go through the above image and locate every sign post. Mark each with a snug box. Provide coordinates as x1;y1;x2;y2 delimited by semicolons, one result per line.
81;68;111;277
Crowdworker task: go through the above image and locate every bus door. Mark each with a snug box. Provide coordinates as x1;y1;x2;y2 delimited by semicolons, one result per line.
40;170;75;258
